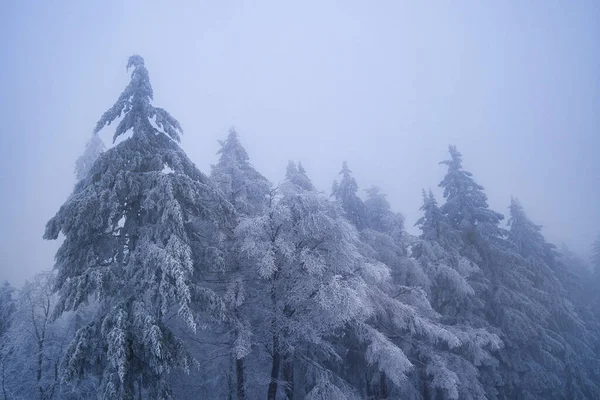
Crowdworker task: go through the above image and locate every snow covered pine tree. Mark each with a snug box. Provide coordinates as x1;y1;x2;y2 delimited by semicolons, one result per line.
75;133;106;182
44;56;234;399
435;145;599;399
171;128;272;399
332;162;369;231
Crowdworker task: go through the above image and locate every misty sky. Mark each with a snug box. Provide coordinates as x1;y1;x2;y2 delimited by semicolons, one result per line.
1;0;598;285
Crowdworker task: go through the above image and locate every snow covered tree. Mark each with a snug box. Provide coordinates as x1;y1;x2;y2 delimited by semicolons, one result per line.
438;147;571;399
363;186;403;235
413;190;484;321
75;133;106;181
286;161;315;192
0;282;15;340
414;190;458;247
508;198;557;261
0;272;82;400
508;199;600;399
44;55;234;399
439;146;505;257
211;127;271;217
236;163;430;399
201;128;273;400
0;281;15;399
331;162;368;231
592;233;600;275
437;146;510;301
414;185;488;334
589;234;600;339
356;187;500;399
434;146;598;399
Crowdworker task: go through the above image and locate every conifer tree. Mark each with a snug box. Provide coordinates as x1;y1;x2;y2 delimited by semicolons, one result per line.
236;163;430;399
508;199;600;399
364;186;403;235
75;133;106;181
44;55;234;399
438;147;558;399
415;190;457;246
211;127;271;217
439;145;505;262
436;146;597;399
331;162;368;231
358;187;500;399
205;128;271;400
592;233;600;275
286;161;315;192
413;190;483;321
0;281;15;399
0;282;14;340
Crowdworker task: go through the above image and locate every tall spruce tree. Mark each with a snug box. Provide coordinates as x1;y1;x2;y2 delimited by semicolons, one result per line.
333;179;499;399
211;127;271;217
286;161;315;192
75;133;106;181
44;56;234;399
508;199;600;399
331;162;368;231
439;146;505;255
413;189;485;322
436;146;597;399
357;187;500;399
438;147;555;399
201;128;272;400
235;163;441;399
364;186;404;235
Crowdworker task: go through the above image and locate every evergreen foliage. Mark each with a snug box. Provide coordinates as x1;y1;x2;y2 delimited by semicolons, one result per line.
1;56;597;399
43;56;235;399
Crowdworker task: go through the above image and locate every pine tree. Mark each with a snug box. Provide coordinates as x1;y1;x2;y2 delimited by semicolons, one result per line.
236;163;422;399
413;190;483;320
396;191;501;399
204;128;272;400
439;145;505;252
331;162;368;231
211;127;271;217
0;281;15;400
364;186;404;235
44;55;234;399
286;161;315;192
508;199;600;399
75;133;106;181
0;282;14;339
414;190;457;245
437;146;596;399
592;233;600;275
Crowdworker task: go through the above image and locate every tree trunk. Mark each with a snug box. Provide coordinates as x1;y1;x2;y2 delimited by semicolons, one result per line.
2;360;8;400
236;357;246;400
138;376;143;400
228;369;234;400
421;367;430;400
365;371;372;399
379;372;388;399
283;357;294;400
137;377;143;400
267;334;281;400
37;338;45;399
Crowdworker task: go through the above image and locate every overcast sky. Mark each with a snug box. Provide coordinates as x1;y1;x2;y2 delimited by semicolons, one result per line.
1;0;598;285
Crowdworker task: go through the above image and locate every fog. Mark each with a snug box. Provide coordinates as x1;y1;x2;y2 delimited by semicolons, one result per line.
1;0;598;285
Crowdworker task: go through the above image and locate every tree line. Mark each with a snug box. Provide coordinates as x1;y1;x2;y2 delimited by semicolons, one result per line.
1;55;599;400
